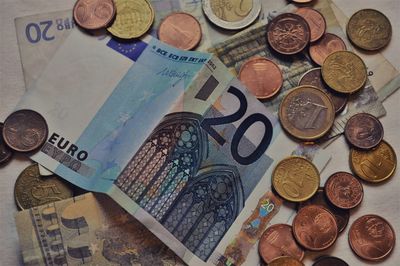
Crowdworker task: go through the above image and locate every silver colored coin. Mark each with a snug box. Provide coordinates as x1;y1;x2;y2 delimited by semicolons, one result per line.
202;0;261;30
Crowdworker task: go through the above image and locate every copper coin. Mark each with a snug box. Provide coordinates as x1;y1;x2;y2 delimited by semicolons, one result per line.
259;224;305;263
344;113;383;150
309;33;347;66
267;13;311;55
349;215;395;261
269;256;304;266
313;256;348;266
238;57;283;100
158;12;202;51
325;172;363;209
0;123;13;165
299;68;348;114
3;110;48;152
298;188;349;233
293;205;338;251
73;0;116;30
292;0;313;3
295;8;326;42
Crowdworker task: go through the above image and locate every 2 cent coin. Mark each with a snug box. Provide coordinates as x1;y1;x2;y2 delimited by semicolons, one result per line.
295;8;326;42
73;0;116;30
325;172;363;209
309;33;347;66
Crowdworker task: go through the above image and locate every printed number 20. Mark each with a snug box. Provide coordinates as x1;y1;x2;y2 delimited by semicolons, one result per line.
25;21;54;43
201;86;273;165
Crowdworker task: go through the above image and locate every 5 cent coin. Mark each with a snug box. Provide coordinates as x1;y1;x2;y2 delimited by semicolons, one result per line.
0;123;13;165
344;113;383;150
309;33;347;66
295;8;326;42
325;172;363;209
73;0;116;30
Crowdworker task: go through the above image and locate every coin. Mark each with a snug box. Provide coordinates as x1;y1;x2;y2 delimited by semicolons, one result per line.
313;256;348;266
350;140;396;183
0;123;13;165
347;9;392;51
309;33;347;66
267;13;310;55
14;164;73;209
158;12;202;50
272;156;319;202
107;0;154;39
3;110;48;152
295;8;326;42
73;0;116;30
298;188;349;233
293;205;338;251
325;172;363;209
279;85;335;141
258;224;305;263
321;51;367;94
202;0;261;30
299;68;348;114
344;113;384;150
238;57;283;100
269;256;304;266
349;215;395;261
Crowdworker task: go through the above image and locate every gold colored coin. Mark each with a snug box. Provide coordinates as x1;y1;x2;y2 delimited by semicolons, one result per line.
347;9;392;51
322;51;367;94
210;0;253;22
14;164;73;209
279;85;335;141
350;140;397;183
272;156;320;202
107;0;154;39
269;256;304;266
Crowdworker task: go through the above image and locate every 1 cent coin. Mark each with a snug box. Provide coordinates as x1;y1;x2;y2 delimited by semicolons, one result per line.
309;33;347;66
14;164;73;210
3;110;48;152
350;140;397;183
238;57;283;100
259;224;305;263
293;205;338;251
321;51;367;94
347;9;392;51
267;13;311;55
158;12;202;50
349;215;395;261
295;8;326;42
299;68;348;114
279;85;335;141
344;113;384;150
269;256;304;266
0;123;13;165
313;256;348;266
272;156;319;202
325;172;363;209
298;188;349;233
73;0;116;30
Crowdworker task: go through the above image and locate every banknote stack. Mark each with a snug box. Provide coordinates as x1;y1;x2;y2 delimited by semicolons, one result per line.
1;0;398;265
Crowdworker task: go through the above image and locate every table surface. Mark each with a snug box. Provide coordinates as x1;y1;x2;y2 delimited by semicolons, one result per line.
1;0;399;265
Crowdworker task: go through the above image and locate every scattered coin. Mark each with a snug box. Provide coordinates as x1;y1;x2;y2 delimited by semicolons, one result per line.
272;156;319;202
279;85;335;141
325;172;363;209
73;0;116;30
269;256;304;266
293;205;338;251
347;9;392;51
313;256;348;266
291;0;313;3
344;113;384;150
202;0;261;30
295;8;326;42
267;13;310;55
0;123;13;165
107;0;154;39
321;51;367;94
299;68;348;114
349;214;395;261
298;188;349;233
258;224;305;264
158;12;202;50
309;33;347;66
14;164;74;210
238;57;283;100
3;110;48;153
350;140;397;183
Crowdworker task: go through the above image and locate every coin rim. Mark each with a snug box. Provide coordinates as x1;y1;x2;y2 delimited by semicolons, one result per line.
0;122;13;164
346;9;392;51
348;214;396;261
295;7;326;42
73;0;116;30
309;33;347;66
